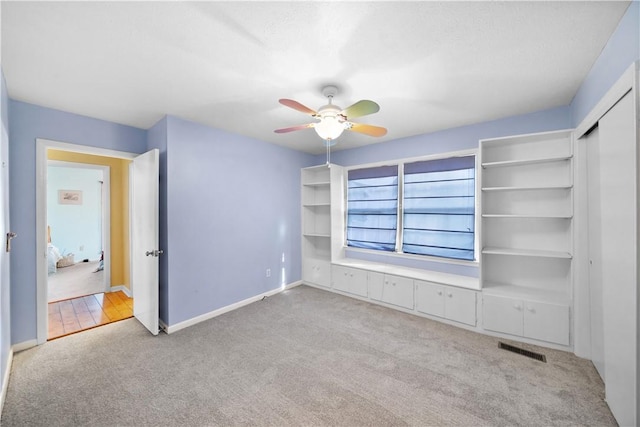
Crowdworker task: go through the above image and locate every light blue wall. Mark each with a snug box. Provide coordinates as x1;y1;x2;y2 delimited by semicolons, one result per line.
164;116;315;325
47;166;104;262
324;106;572;277
1;69;10;404
8;100;146;344
571;1;640;126
146;117;169;323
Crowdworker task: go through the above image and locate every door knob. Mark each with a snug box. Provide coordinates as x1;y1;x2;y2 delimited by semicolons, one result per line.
145;249;164;257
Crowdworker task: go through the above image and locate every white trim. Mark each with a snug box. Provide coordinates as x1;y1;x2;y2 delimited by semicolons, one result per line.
36;138;137;345
37;139;137;160
575;63;637;139
110;285;132;298
11;340;37;353
342;148;478;172
0;348;13;418
164;281;303;334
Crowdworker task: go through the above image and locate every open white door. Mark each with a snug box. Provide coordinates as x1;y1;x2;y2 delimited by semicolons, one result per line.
131;149;160;335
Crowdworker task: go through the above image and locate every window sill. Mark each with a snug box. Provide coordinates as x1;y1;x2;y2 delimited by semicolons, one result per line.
344;246;479;267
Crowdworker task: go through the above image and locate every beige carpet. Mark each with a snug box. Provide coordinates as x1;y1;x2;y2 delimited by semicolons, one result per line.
47;261;106;302
2;285;616;426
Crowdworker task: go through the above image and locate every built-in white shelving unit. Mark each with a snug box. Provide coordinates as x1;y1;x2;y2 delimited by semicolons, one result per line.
301;164;344;287
480;129;574;346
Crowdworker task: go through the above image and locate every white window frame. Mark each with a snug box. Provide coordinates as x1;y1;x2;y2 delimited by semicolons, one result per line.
343;148;479;266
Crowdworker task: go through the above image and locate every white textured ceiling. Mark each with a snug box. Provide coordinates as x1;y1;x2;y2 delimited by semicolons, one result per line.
1;1;631;154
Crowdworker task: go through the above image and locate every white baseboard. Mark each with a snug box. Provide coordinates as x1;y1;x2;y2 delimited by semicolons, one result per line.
0;348;13;420
12;340;37;353
164;280;302;334
110;285;131;298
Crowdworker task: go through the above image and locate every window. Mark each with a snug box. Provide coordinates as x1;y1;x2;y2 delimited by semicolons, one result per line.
346;165;398;251
403;156;475;260
346;155;476;262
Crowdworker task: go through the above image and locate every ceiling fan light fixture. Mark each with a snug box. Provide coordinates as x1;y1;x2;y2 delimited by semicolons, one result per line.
314;114;345;141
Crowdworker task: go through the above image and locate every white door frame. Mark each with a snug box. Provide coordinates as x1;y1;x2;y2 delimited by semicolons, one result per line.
36;139;136;345
47;160;111;292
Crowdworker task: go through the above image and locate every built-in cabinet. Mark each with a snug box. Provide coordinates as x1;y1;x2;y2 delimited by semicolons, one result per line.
480;130;573;346
302;131;575;347
483;294;569;345
328;262;478;326
331;264;367;297
416;281;477;326
369;273;414;310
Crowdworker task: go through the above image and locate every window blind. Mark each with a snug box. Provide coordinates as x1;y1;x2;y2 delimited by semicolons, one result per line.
347;165;398;251
403;156;475;260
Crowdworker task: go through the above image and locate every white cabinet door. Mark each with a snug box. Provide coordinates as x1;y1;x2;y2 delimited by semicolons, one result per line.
368;271;384;301
483;294;523;336
445;288;477;326
332;265;367;297
381;274;414;309
415;280;445;318
303;259;330;287
417;281;476;326
523;301;569;345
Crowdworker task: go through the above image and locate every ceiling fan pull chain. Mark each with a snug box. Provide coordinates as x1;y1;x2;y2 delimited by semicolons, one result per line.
326;140;331;165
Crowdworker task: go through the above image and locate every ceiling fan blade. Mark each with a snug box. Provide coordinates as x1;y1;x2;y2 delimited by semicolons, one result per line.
279;99;317;116
274;123;314;134
341;100;380;119
349;122;387;137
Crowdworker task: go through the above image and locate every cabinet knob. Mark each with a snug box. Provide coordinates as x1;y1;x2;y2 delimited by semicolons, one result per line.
447;292;453;298
526;306;535;313
514;304;522;311
437;291;443;296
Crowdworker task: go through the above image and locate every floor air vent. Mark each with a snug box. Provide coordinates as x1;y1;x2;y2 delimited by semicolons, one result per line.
499;342;547;363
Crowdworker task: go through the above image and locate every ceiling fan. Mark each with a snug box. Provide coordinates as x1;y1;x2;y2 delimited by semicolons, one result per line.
274;85;387;145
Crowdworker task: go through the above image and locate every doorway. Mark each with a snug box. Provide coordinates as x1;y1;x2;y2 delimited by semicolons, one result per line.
46;161;110;303
36;139;161;342
36;140;140;343
44;156;135;339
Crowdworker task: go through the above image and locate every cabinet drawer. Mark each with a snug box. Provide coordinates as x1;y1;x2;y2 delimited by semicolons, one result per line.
381;274;414;309
483;294;524;336
332;265;367;297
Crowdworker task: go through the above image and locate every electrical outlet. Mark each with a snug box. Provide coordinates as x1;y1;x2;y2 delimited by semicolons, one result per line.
79;245;84;251
266;268;271;277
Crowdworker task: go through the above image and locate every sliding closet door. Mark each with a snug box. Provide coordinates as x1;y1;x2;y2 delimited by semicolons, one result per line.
598;91;637;427
586;127;605;380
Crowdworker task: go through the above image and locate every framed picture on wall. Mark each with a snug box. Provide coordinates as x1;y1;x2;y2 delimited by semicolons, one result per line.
58;190;82;205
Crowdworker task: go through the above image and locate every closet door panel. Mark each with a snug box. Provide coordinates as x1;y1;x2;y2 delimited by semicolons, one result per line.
598;91;637;427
